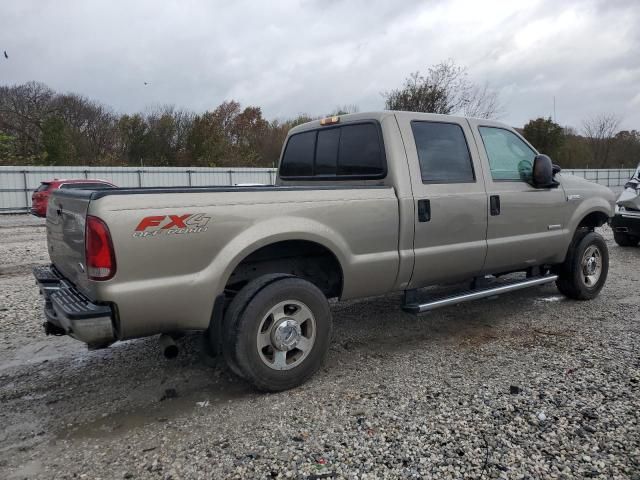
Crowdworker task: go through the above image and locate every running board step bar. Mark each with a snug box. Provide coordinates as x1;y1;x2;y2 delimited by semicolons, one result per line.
402;275;559;314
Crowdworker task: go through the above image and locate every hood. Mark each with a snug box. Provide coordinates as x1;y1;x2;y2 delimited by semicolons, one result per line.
557;172;614;195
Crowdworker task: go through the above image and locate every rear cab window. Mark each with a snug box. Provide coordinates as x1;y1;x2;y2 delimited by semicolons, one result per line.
279;132;316;177
280;122;386;179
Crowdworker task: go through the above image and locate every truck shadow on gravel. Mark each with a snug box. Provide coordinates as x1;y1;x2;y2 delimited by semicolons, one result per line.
46;283;576;441
327;283;574;352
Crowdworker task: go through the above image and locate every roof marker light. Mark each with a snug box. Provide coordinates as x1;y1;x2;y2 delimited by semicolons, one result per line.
320;116;340;126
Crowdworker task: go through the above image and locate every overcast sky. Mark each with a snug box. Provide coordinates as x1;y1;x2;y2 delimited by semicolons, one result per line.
1;0;639;129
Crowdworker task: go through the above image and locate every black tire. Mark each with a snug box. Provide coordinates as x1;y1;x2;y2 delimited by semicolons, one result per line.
223;275;332;392
613;231;639;247
556;231;609;300
220;274;293;379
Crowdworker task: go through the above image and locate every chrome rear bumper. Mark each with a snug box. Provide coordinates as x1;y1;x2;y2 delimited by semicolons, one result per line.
33;265;115;348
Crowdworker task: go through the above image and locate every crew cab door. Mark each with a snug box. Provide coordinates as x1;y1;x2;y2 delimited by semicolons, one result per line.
395;113;488;288
467;119;568;273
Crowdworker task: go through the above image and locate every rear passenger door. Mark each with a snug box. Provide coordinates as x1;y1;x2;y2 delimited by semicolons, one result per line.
396;114;488;288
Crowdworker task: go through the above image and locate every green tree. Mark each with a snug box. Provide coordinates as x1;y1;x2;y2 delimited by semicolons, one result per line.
229;106;269;166
41;116;75;165
383;71;450;114
610;130;640;168
522;117;565;160
0;131;18;164
118;114;148;165
186;102;274;167
186;112;226;166
556;130;592;169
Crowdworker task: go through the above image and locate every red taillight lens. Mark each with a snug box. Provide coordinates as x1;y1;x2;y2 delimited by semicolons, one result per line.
85;215;116;280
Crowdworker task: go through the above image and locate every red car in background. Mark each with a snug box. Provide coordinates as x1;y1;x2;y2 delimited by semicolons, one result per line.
31;179;116;217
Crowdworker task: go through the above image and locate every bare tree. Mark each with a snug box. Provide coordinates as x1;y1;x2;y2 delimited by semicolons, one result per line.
143;105;194;166
383;71;450;114
52;93;119;164
383;60;503;119
462;82;504;119
328;104;359;116
582;113;621;167
0;82;55;158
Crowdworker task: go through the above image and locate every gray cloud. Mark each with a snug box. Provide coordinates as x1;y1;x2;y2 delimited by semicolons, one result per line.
1;0;639;129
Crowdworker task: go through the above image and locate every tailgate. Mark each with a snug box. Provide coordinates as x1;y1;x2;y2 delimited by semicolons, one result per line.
46;190;93;295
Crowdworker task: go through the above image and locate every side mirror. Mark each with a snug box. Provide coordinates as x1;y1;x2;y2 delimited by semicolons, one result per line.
532;154;558;188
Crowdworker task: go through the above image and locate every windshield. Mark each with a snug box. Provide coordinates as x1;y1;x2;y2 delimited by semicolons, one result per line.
623;165;640;190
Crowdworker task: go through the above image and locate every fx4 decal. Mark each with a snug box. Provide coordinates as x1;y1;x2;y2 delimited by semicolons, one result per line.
133;214;211;238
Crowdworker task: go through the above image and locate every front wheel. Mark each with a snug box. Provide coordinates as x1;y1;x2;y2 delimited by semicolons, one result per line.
223;275;332;392
556;231;609;300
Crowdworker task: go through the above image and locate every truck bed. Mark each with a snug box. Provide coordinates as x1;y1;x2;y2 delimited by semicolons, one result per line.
47;184;401;338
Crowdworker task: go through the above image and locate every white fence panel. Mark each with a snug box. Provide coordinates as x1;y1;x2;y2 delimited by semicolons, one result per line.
0;166;277;212
562;168;635;187
0;165;633;213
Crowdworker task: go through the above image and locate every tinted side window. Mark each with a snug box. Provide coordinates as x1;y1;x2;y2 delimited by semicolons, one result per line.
479;127;535;181
280;131;316;177
337;124;384;177
61;183;113;190
411;122;475;183
315;128;340;175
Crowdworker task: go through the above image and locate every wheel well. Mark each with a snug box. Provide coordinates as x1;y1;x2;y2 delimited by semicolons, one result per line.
578;211;609;230
225;240;343;298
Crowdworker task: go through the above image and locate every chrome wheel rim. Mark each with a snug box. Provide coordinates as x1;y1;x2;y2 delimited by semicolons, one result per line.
581;245;602;287
257;300;316;371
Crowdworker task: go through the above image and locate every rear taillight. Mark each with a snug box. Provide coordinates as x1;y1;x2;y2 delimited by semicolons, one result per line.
85;215;116;281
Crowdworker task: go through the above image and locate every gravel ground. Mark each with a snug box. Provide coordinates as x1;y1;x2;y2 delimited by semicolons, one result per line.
0;214;638;479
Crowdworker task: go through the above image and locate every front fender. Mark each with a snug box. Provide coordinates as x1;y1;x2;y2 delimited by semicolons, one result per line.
566;194;614;234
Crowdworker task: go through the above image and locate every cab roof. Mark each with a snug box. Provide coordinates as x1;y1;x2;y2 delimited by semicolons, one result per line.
288;110;508;135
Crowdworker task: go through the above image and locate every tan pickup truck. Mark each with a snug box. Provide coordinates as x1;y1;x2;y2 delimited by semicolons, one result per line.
34;111;615;391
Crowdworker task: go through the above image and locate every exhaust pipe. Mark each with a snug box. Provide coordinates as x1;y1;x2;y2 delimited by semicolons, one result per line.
159;334;179;359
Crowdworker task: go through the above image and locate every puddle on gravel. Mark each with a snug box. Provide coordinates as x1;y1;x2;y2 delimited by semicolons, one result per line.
535;295;565;303
0;339;80;372
59;380;253;441
5;460;45;480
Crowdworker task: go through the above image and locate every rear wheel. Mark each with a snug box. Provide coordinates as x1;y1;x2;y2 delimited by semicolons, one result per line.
223;275;332;391
220;274;292;379
556;231;609;300
613;231;639;247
